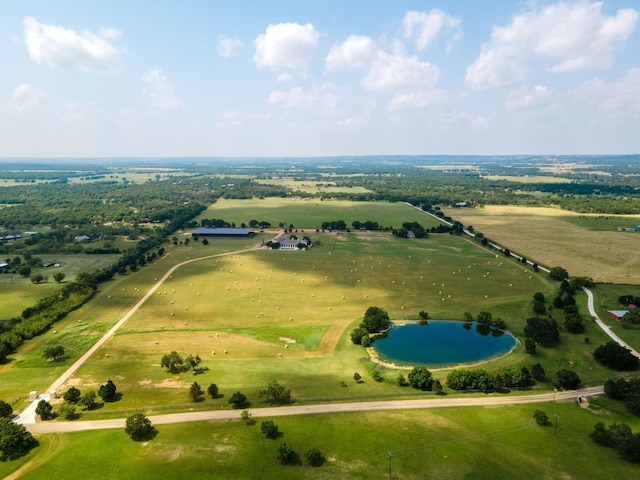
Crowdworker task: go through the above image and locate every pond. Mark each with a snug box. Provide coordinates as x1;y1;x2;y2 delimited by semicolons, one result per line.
372;321;517;367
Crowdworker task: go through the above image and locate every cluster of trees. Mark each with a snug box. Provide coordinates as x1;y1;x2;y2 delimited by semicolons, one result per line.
622;310;640;328
259;381;292;404
604;377;640;415
351;220;381;230
392;221;429;238
350;307;391;346
593;342;639;371
590;422;640;463
463;311;507;331
160;351;203;374
0;281;95;363
445;364;559;392
0;417;36;461
320;220;347;230
524;317;560;348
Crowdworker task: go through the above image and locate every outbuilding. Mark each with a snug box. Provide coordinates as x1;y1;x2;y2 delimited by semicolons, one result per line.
192;228;254;238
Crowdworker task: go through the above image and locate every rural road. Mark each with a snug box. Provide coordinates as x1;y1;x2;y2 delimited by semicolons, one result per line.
583;287;640;358
25;385;603;434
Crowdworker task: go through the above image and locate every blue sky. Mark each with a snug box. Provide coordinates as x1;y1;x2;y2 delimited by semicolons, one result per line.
1;1;638;157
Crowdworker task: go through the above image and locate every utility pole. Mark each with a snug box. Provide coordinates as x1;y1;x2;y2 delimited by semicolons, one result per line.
554;414;559;438
388;451;392;479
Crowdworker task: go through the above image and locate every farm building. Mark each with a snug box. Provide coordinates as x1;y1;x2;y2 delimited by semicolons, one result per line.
607;310;629;321
192;227;254;238
273;233;310;250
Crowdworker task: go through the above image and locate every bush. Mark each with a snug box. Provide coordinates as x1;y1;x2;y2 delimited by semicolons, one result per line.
125;413;156;441
304;447;324;466
556;369;581;390
407;367;434;391
260;420;280;439
533;409;549;425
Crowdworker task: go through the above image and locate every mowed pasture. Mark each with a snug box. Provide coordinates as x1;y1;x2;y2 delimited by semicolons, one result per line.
444;205;640;285
57;225;598;413
196;198;436;230
4;402;640;480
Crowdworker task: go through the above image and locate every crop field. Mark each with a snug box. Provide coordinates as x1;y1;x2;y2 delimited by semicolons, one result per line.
4;401;640;480
444;205;640;285
197;198;441;230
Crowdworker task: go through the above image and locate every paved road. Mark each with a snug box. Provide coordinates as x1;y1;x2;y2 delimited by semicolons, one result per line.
14;245;263;426
25;385;603;434
583;286;640;358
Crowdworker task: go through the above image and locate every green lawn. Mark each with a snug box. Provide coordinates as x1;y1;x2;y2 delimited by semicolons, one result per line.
4;401;640;479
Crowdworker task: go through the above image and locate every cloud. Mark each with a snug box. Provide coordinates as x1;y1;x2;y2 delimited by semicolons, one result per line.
216;110;270;128
142;68;184;112
505;85;554;110
389;90;446;112
466;1;639;89
362;52;439;91
267;86;340;113
572;68;640;117
23;17;123;71
0;84;52;120
402;9;461;51
218;35;242;58
326;34;375;70
254;22;319;68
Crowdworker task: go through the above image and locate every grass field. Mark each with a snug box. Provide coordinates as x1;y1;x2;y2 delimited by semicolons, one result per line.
443;205;640;285
196;198;443;231
254;177;372;194
3;401;640;479
481;175;574;183
3;199;640;478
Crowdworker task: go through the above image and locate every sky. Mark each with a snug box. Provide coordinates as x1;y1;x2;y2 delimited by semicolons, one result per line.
0;0;639;157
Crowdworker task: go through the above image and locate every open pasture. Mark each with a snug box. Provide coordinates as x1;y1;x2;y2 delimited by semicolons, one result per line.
444;205;640;285
59;229;568;410
4;402;640;480
196;198;443;230
254;177;372;194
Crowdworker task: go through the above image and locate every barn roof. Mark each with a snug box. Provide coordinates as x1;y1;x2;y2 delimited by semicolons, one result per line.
193;228;253;236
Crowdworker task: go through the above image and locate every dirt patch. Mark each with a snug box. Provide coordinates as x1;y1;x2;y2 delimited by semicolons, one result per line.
155;378;187;389
138;379;153;386
279;336;297;344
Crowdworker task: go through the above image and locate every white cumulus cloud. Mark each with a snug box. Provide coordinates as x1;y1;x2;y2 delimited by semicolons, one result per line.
362;52;439;91
23;17;123;71
572;68;640;117
218;35;242;58
254;22;319;68
142;68;184;112
466;1;639;89
267;86;340;113
326;34;375;70
506;85;554;110
402;9;461;51
389;90;446;112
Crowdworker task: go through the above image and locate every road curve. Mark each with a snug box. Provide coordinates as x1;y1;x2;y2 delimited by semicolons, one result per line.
583;286;640;358
25;386;603;434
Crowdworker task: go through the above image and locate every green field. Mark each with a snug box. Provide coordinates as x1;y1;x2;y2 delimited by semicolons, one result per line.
2;199;640;478
3;401;640;479
196;198;442;230
559;215;640;232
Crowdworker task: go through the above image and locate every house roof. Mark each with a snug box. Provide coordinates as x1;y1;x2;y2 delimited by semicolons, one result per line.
607;310;629;319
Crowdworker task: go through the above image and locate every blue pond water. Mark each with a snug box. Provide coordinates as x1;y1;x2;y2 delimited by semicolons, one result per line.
372;321;516;367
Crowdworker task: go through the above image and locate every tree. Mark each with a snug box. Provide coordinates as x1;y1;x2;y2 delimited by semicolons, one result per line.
184;354;202;373
549;266;569;281
533;301;546;316
207;383;219;398
524;337;536;355
98;379;118;402
259;381;291;404
63;386;81;404
304;447;324;466
189;382;204;402
556;369;581;389
160;351;185;373
593;342;640;371
350;326;368;345
531;363;546;381
277;442;295;464
361;335;371;347
125;413;156;441
260;420;280;439
57;402;76;420
35;399;53;420
361;306;390;333
228;391;248;408
241;409;254;425
43;345;65;361
31;273;45;284
524;317;560;347
0;418;36;461
419;310;429;320
0;400;13;419
53;272;65;283
533;292;546;303
79;391;98;410
533;409;549;425
407;367;434;391
17;265;31;277
353;372;362;383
